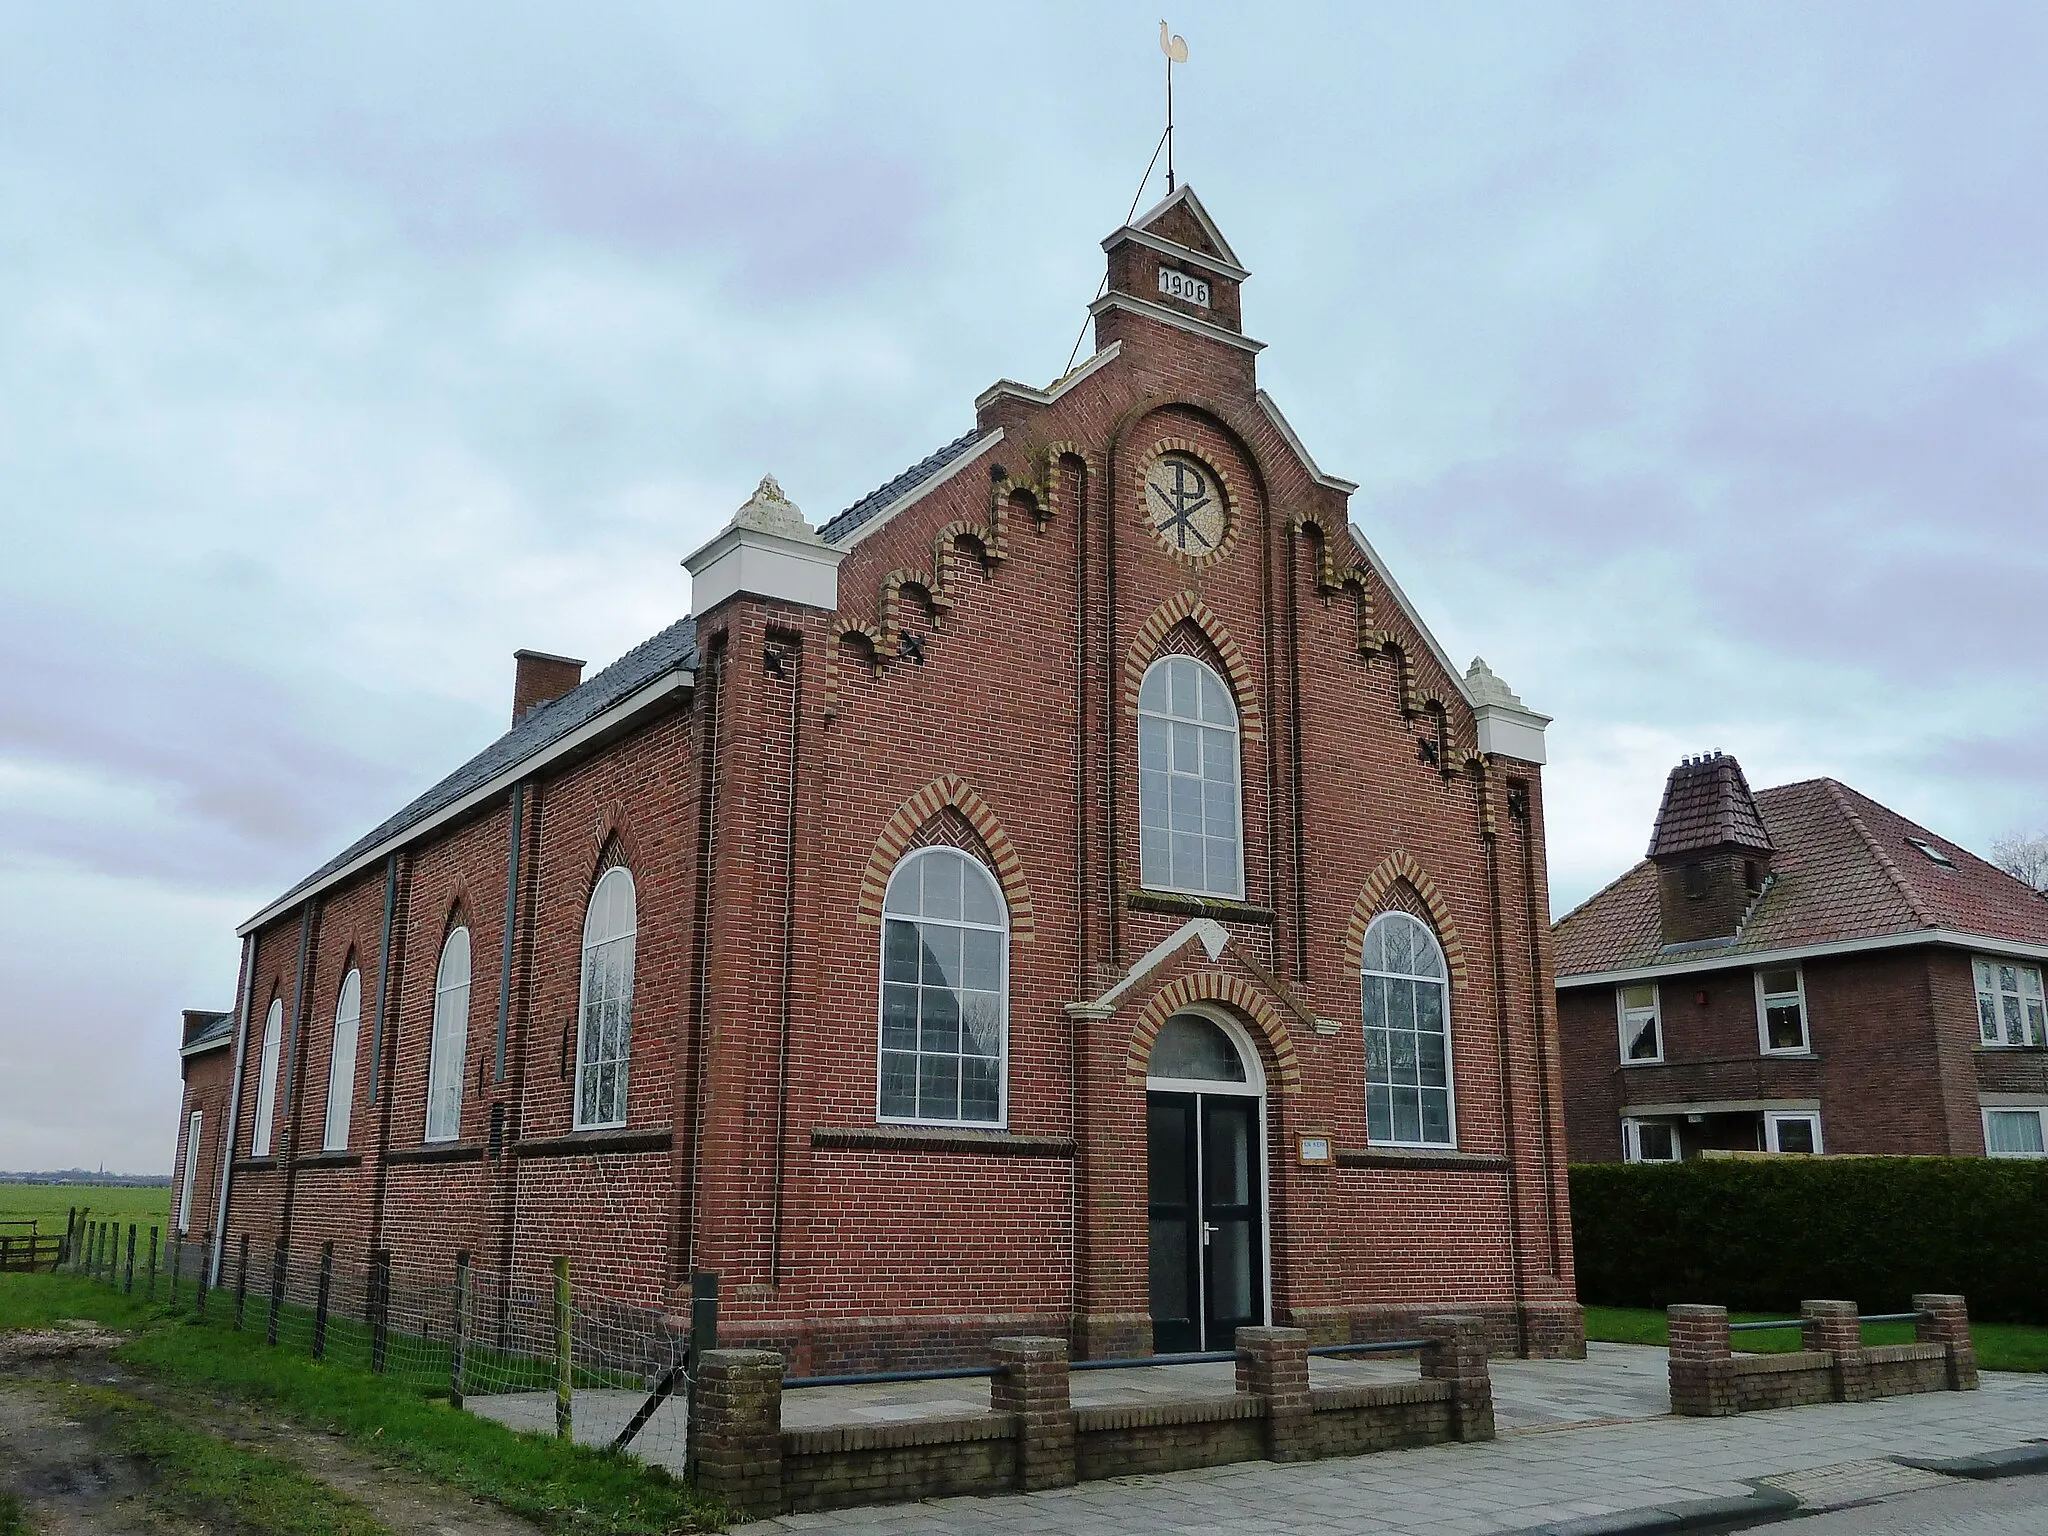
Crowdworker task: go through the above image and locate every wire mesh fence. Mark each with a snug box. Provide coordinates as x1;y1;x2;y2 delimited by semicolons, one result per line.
49;1215;696;1473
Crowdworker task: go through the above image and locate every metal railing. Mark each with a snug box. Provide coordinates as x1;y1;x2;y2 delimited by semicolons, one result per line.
1727;1309;1929;1335
783;1336;1436;1391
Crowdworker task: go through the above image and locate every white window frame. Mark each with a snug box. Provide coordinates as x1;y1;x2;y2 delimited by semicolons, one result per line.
425;925;472;1144
322;967;361;1152
177;1110;202;1232
1622;1116;1680;1163
876;845;1010;1129
1754;965;1811;1056
574;867;638;1131
1361;911;1458;1150
1616;983;1663;1065
250;998;283;1157
1136;654;1246;900
1973;956;2047;1049
1982;1105;2048;1158
1764;1109;1823;1154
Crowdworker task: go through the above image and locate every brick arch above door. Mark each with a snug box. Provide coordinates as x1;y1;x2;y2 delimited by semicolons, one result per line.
1124;970;1301;1093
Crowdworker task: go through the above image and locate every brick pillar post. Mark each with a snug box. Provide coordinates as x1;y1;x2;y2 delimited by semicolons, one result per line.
1235;1327;1313;1462
1801;1300;1872;1403
1667;1305;1733;1417
992;1336;1076;1490
687;1349;783;1518
1420;1315;1495;1442
1913;1294;1978;1392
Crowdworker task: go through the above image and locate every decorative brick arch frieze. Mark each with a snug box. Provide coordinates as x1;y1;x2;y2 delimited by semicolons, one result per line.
823;442;1086;719
1341;851;1469;987
1292;512;1374;605
1123;971;1301;1093
1121;592;1265;745
856;775;1035;941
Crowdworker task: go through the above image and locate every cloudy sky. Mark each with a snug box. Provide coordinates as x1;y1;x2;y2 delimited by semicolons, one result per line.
2;3;2043;1172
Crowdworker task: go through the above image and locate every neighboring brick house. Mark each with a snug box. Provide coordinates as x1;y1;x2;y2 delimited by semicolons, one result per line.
1555;752;2048;1163
184;186;1581;1367
170;1008;235;1244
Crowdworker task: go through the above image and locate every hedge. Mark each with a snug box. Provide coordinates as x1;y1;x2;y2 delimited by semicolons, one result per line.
1570;1157;2048;1324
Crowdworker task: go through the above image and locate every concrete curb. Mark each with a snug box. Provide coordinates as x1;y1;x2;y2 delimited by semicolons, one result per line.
1504;1487;1800;1536
1894;1444;2048;1481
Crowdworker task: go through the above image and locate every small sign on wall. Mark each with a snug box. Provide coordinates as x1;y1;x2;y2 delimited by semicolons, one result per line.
1157;267;1212;308
1297;1133;1333;1166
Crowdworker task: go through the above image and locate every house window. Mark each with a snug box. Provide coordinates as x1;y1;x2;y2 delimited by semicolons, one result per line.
1974;958;2046;1048
1983;1106;2048;1158
1137;655;1243;898
250;999;283;1157
322;968;361;1152
1683;862;1707;899
425;926;472;1143
177;1111;202;1232
1755;966;1809;1054
1361;911;1455;1147
575;867;637;1130
1617;983;1662;1064
1765;1110;1822;1154
1622;1117;1679;1163
879;846;1008;1126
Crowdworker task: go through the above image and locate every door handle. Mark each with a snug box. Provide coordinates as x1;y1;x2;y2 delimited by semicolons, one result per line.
1202;1222;1219;1245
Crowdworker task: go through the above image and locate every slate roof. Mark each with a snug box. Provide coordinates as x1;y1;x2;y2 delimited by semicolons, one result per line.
1647;752;1774;858
254;616;699;922
181;1010;234;1052
1556;777;2048;980
817;429;984;545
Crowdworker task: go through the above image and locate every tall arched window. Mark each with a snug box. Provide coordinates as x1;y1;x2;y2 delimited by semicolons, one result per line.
575;867;637;1130
323;967;361;1152
879;846;1008;1126
425;925;471;1143
1361;912;1455;1147
1137;655;1242;898
251;998;283;1156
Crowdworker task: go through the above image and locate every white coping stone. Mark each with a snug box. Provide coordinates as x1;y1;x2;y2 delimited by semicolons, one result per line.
684;475;847;613
1467;656;1551;765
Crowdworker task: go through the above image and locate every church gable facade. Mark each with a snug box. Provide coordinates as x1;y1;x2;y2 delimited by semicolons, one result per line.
191;187;1579;1369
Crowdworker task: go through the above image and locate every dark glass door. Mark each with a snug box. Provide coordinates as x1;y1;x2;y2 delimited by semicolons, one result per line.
1147;1091;1264;1353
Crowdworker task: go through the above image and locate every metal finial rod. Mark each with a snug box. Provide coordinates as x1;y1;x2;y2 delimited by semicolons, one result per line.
1160;21;1188;192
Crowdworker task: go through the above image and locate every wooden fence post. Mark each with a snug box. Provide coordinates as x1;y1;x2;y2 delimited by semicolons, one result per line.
75;1209;91;1273
267;1237;286;1345
169;1233;183;1302
124;1225;137;1294
312;1242;334;1359
146;1228;159;1299
450;1253;472;1409
554;1256;572;1441
369;1251;391;1374
63;1208;76;1268
235;1234;251;1330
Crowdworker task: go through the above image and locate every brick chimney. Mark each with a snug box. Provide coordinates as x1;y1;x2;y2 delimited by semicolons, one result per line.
512;649;585;725
1648;752;1775;946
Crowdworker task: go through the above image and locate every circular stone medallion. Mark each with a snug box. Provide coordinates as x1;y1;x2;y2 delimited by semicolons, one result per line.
1143;452;1227;560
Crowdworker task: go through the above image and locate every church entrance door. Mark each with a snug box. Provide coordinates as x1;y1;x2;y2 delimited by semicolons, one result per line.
1144;1012;1266;1354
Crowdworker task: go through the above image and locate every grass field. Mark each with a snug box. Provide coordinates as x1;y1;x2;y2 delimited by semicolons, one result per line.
0;1182;171;1234
1583;1305;2048;1372
0;1271;722;1532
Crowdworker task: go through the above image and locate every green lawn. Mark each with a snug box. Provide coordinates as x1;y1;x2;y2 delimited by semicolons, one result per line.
1583;1305;2048;1372
0;1182;170;1234
0;1272;724;1533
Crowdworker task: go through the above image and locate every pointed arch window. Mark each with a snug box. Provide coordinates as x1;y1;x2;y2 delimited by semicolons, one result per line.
425;925;471;1143
879;846;1008;1126
250;998;283;1157
1361;911;1456;1148
1138;655;1243;898
322;967;361;1151
575;867;637;1130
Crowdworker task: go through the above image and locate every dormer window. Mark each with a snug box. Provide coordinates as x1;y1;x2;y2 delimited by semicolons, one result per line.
1744;860;1761;896
1683;863;1708;899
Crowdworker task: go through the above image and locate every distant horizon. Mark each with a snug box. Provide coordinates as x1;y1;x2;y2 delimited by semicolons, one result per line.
0;1170;174;1186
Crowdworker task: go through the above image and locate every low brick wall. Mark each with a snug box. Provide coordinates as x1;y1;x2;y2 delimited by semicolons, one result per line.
690;1318;1497;1517
1670;1294;1979;1418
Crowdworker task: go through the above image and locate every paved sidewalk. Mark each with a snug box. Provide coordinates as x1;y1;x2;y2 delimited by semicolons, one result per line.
757;1365;2048;1535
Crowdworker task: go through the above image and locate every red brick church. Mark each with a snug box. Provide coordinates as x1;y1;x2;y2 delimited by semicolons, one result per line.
171;186;1581;1366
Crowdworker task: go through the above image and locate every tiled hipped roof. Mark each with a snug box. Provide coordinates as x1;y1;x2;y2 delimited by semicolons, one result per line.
1556;778;2048;979
817;429;984;544
1647;752;1774;858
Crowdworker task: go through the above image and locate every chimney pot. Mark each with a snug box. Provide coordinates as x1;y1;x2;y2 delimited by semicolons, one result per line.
512;649;586;725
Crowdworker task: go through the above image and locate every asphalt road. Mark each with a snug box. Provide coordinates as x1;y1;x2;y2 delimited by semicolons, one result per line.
1788;1476;2048;1534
